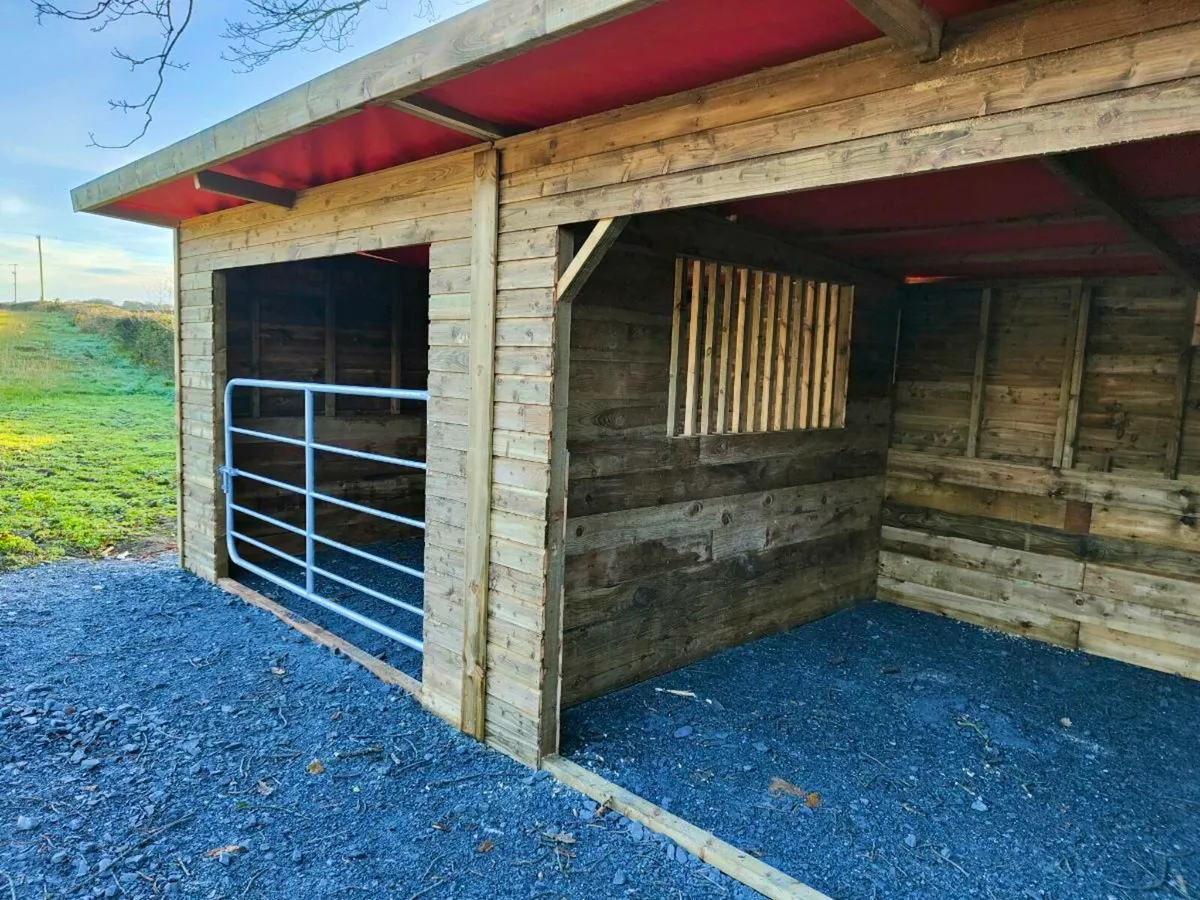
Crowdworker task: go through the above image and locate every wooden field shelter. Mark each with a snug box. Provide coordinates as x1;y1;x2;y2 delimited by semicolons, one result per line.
74;0;1200;785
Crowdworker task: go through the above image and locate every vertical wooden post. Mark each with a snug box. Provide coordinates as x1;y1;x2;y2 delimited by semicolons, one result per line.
390;295;402;414
966;287;992;458
211;269;230;579
1166;289;1199;480
250;297;262;418
1059;284;1091;470
172;229;185;568
324;286;337;417
666;257;684;437
460;148;500;741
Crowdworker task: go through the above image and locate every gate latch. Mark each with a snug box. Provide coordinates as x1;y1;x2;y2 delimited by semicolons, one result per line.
218;465;235;495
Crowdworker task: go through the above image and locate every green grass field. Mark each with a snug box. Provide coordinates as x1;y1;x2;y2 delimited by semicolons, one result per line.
0;306;176;570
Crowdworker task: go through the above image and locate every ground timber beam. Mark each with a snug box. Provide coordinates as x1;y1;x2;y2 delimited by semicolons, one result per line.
845;0;943;61
556;217;630;305
460;147;500;740
543;756;834;900
1042;153;1200;291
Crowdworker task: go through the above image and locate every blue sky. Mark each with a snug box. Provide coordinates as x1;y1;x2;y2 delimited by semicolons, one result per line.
0;0;483;303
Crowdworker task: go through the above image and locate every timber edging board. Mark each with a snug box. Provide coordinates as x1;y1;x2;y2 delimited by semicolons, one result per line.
543;755;833;900
217;578;422;697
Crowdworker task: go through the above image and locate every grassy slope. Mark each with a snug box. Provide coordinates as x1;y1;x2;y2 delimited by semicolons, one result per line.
0;307;176;569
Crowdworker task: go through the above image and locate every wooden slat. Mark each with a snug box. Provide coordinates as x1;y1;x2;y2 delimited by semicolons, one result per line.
965;287;992;458
832;285;855;429
820;286;840;428
1166;290;1199;479
759;272;779;433
1056;283;1089;469
556;216;630;305
785;279;804;428
773;276;792;431
461;148;500;741
544;756;834;900
700;262;719;434
324;288;337;417
809;282;828;429
715;265;734;433
683;259;703;436
731;268;750;434
667;257;685;436
746;270;764;431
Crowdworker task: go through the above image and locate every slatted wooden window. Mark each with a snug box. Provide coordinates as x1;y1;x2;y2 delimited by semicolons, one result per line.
667;257;854;436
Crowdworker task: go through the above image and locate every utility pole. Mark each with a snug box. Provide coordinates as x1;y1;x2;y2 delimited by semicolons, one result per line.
36;236;44;302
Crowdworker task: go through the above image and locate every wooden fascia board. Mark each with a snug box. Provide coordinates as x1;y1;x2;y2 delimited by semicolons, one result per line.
194;170;297;208
845;0;943;61
1042;153;1200;291
69;0;660;214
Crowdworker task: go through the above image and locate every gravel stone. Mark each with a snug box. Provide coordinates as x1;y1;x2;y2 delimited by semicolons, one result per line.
0;554;725;899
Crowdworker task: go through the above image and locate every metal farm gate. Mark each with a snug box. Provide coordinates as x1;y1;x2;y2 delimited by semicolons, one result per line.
219;378;428;654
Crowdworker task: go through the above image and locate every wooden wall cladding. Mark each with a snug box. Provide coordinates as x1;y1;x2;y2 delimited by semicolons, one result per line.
885;277;1200;681
560;220;899;706
224;257;429;555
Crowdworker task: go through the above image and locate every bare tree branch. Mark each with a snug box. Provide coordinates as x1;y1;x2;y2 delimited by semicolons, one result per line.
31;0;441;147
33;0;195;148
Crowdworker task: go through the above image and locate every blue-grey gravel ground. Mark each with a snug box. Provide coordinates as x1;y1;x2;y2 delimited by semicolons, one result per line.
563;603;1200;900
0;557;750;900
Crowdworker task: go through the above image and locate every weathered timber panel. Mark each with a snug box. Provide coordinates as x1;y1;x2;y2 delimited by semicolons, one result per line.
885;276;1200;679
560;218;898;705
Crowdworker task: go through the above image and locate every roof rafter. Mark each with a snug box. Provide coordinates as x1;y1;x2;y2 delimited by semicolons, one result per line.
193;171;297;208
1042;152;1200;290
385;95;514;142
844;0;944;61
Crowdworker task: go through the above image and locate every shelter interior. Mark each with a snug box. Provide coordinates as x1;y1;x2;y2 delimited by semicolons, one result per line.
222;250;432;661
557;133;1200;715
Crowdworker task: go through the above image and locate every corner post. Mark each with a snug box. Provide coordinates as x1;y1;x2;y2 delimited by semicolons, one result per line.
461;148;500;740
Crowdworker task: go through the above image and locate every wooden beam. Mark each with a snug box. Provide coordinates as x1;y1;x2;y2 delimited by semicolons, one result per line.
1042;153;1200;291
72;0;658;215
387;95;512;141
965;288;991;458
556;216;630;305
1059;285;1091;470
460;148;500;741
193;170;297;209
543;756;834;900
1166;290;1199;479
845;0;943;61
250;296;262;418
219;578;421;697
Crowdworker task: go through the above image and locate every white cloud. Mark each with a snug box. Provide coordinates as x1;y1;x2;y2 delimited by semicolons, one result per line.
0;195;32;217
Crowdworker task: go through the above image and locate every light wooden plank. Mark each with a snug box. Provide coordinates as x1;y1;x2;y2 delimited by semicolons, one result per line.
544;756;834;900
556;216;630;305
461;148;500;741
715;264;734;433
683;259;703;436
771;276;791;431
797;280;816;429
731;268;750;433
700;262;719;434
746;270;764;432
1058;283;1090;469
810;282;829;429
832;284;855;429
784;279;803;428
759;272;779;433
667;256;685;436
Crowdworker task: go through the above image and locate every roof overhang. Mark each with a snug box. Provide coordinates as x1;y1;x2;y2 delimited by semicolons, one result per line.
70;0;660;218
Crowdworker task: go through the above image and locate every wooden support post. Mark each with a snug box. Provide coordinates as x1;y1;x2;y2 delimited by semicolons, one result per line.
1166;290;1199;480
966;288;992;458
844;0;943;61
538;227;577;759
389;295;402;414
1059;285;1091;470
667;257;684;436
250;296;262;418
324;288;336;417
460;148;500;741
172;229;184;568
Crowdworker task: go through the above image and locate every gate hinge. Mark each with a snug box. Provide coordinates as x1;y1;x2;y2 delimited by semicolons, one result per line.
218;465;235;495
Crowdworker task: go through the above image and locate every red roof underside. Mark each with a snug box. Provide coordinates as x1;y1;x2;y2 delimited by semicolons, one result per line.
103;0;1003;223
99;0;1200;282
730;134;1200;281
